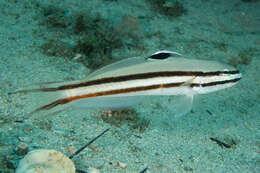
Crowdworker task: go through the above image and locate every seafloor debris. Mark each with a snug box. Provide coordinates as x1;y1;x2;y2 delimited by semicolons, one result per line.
15;149;76;173
14;143;28;156
139;167;149;173
117;161;127;169
69;128;109;159
210;137;237;148
101;110;150;133
15;129;109;173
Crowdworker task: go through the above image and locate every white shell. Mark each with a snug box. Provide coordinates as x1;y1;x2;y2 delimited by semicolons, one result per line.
15;149;75;173
117;161;127;169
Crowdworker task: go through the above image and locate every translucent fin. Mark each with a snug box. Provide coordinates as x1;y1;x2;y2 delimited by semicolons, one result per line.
87;56;146;80
72;95;146;110
9;82;75;117
9;78;146;116
87;50;183;79
8;78;85;94
173;94;194;118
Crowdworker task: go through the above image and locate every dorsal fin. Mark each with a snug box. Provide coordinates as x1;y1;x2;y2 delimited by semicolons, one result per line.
86;56;147;80
148;50;182;60
87;50;183;80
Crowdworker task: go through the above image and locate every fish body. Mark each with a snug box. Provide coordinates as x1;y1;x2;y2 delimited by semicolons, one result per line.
16;51;242;117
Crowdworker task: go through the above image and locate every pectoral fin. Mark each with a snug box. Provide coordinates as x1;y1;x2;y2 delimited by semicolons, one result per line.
173;93;194;118
163;77;195;118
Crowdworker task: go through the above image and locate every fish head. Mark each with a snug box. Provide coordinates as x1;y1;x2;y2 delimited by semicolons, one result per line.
190;60;242;94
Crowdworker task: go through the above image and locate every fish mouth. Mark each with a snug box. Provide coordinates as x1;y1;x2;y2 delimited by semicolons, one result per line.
237;71;242;80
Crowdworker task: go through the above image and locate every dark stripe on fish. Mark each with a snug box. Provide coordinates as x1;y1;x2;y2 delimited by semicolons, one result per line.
38;70;240;92
34;77;241;112
33;82;185;112
191;77;242;87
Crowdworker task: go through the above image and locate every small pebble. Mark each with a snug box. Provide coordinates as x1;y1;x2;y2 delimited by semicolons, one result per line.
117;161;127;169
73;53;83;60
14;143;28;156
87;167;101;173
88;145;102;152
67;144;76;155
184;166;193;172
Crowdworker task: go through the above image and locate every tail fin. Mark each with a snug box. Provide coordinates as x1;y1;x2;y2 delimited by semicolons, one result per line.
9;81;74;117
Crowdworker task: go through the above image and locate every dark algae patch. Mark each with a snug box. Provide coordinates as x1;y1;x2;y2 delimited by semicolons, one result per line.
36;4;126;69
73;14;87;35
228;48;256;67
38;4;69;29
39;39;74;58
73;13;123;69
146;0;187;17
34;2;146;70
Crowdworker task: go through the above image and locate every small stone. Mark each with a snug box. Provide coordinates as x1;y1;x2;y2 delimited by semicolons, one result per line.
73;53;83;60
184;166;193;172
67;144;76;155
117;161;127;169
88;145;102;152
87;167;101;173
14;143;28;156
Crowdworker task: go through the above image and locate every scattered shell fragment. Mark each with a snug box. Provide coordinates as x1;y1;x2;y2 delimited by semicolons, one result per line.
15;149;75;173
88;145;102;152
67;144;76;155
117;161;127;169
73;53;83;60
87;167;101;173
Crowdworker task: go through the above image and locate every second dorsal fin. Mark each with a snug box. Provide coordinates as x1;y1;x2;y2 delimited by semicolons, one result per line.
148;50;182;60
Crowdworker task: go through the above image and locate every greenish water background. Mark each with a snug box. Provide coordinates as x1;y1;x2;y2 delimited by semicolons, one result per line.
0;0;259;172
